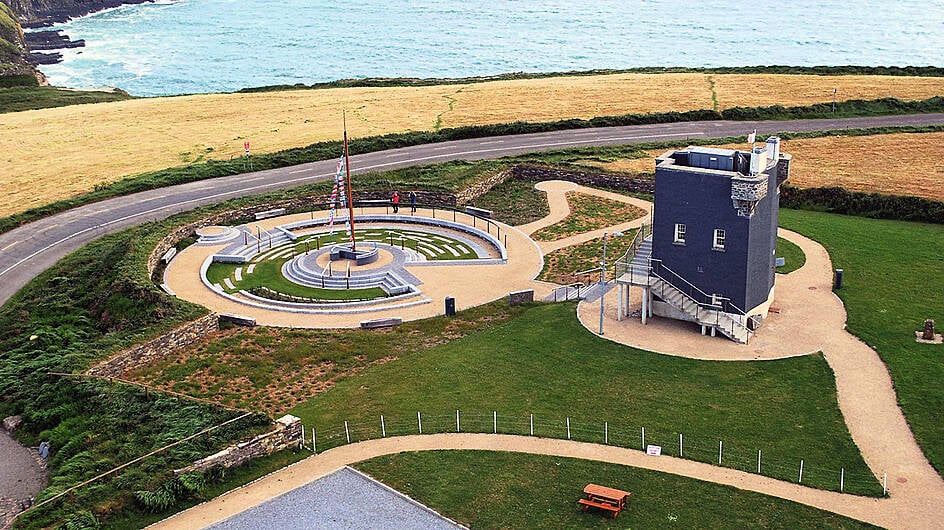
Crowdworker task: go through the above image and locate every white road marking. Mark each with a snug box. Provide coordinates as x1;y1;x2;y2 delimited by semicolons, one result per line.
0;130;701;281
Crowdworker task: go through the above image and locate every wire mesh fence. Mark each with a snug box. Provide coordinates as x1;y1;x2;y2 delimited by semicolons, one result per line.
303;410;885;497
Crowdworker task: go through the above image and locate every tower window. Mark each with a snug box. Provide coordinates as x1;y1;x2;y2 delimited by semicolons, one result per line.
674;223;686;244
713;229;726;250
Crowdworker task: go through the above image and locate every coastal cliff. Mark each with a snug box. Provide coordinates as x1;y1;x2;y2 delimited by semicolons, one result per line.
0;0;43;86
5;0;152;27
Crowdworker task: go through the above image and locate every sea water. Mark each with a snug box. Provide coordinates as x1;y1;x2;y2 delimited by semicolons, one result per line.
34;0;944;97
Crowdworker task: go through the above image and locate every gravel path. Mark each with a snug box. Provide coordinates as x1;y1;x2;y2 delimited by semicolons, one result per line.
0;430;46;526
151;181;943;529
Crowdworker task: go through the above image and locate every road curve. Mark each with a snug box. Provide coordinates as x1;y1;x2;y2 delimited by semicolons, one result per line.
2;113;944;305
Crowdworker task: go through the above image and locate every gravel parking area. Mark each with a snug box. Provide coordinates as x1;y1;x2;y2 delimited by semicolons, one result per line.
205;466;464;530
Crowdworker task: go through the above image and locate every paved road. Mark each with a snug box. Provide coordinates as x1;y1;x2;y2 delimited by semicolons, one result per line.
2;114;943;305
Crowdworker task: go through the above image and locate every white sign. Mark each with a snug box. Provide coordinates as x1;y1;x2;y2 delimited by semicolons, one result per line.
646;444;662;456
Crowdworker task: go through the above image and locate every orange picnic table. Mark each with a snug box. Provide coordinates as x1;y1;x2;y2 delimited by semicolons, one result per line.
577;483;631;518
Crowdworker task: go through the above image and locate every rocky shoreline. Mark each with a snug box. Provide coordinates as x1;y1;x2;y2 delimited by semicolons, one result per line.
24;29;84;65
17;0;156;28
12;0;156;66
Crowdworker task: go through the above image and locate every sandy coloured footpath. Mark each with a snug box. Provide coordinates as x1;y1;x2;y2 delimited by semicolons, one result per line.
152;181;943;529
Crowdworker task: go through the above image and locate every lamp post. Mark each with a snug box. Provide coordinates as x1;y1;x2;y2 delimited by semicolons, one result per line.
599;231;623;335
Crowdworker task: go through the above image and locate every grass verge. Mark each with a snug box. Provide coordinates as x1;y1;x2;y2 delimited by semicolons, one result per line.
130;301;528;415
539;230;638;284
356;450;879;529
238;65;944;93
776;236;806;274
779;209;944;477
531;192;646;241
290;302;879;495
0;86;133;113
469;175;549;226
2;104;942;233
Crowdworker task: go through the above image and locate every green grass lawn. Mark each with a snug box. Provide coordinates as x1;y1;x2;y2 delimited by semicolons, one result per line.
470;175;550;226
356;451;878;529
532;192;646;241
0;86;133;113
291;302;878;494
779;209;944;477
776;236;806;274
130;301;529;414
207;260;386;300
539;230;638;284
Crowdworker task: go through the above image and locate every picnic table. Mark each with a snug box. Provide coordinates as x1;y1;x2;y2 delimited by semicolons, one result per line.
577;483;631;518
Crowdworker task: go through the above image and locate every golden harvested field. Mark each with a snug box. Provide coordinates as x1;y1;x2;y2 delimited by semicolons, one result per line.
583;132;944;202
2;73;943;216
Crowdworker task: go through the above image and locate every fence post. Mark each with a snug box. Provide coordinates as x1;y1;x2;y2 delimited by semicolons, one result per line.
642;427;645;450
719;440;723;465
530;414;534;436
418;411;423;434
493;411;497;434
604;422;608;444
312;428;316;453
345;421;350;444
679;433;683;458
798;460;804;483
566;418;571;440
301;425;306;449
456;410;460;433
840;468;844;492
757;449;761;473
381;415;386;437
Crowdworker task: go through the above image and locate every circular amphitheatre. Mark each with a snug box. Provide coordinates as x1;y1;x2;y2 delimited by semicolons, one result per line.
163;205;546;327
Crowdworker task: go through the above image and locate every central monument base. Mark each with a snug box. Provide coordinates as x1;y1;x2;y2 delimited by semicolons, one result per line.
329;243;380;265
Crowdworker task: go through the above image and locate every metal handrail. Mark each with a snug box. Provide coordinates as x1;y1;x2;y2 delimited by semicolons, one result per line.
635;257;753;341
613;223;651;277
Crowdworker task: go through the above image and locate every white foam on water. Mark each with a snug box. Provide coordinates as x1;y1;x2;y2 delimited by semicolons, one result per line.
32;0;944;97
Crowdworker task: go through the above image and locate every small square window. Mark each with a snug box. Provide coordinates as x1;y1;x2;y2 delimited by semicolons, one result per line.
674;223;686;244
713;229;726;250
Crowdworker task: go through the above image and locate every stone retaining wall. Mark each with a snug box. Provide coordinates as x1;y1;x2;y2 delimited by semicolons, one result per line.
508;289;534;306
175;415;302;475
456;169;511;205
509;165;655;195
87;313;219;377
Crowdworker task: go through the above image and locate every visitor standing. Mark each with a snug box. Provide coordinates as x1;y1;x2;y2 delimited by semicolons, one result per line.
391;191;400;213
409;191;417;213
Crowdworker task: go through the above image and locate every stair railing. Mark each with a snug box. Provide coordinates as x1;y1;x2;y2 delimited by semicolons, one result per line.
647;259;753;342
613;223;651;279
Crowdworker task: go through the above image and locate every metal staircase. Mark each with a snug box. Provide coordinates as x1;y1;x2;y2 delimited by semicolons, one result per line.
615;228;752;344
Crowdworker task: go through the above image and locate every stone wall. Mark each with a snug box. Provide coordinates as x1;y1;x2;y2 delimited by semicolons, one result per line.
509;165;655;195
455;168;511;205
508;289;534;306
87;313;219;377
175;415;302;475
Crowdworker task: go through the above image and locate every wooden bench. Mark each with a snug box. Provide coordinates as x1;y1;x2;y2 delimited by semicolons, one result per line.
578;483;630;518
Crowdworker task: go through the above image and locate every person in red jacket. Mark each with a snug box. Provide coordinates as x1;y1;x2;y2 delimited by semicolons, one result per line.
391;191;400;213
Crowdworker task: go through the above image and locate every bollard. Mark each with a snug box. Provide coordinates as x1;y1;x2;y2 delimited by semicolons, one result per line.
445;296;456;316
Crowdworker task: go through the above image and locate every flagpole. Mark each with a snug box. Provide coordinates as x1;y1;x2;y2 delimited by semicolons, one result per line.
343;111;357;250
